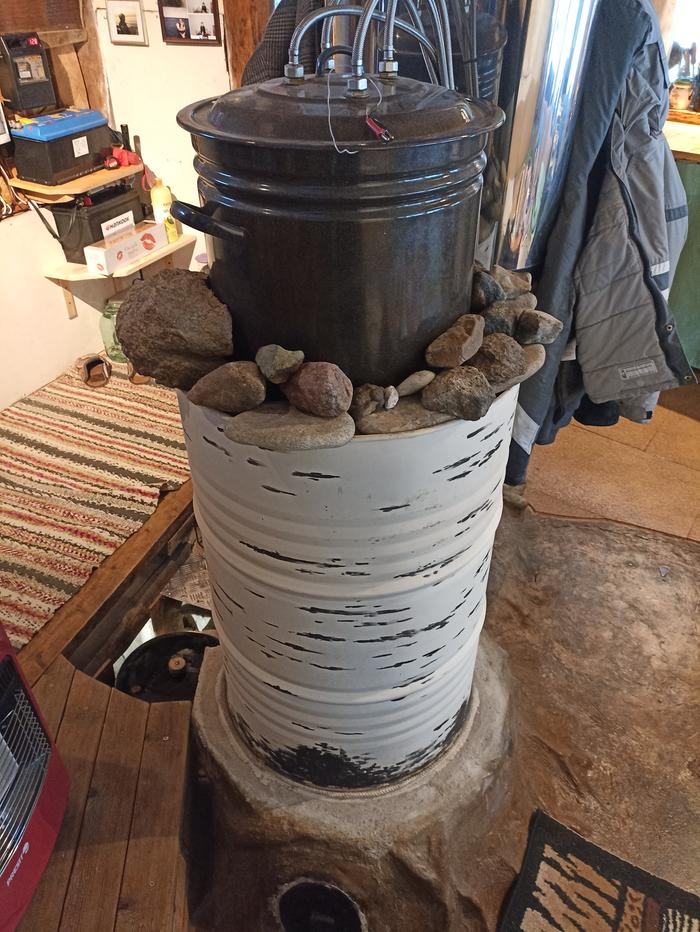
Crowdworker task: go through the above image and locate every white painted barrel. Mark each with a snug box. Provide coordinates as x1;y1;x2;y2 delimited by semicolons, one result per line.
179;386;518;789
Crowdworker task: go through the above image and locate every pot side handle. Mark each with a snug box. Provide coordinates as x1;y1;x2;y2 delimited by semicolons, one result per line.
171;201;246;245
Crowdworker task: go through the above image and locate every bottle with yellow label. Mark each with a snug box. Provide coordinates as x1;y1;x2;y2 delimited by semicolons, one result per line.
150;178;178;243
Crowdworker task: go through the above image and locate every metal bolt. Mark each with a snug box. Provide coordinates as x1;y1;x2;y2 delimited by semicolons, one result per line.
665;323;674;332
346;75;368;95
284;63;305;83
378;59;399;76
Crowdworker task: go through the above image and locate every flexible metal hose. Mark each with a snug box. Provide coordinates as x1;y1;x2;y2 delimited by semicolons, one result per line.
288;6;438;69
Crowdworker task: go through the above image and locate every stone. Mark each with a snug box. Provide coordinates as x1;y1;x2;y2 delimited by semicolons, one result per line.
421;367;496;421
490;264;533;298
384;386;399;410
350;384;385;419
354;396;453;434
480;302;520;338
396;370;435;397
515;309;564;345
469;333;527;387
490;343;546;394
188;361;266;414
116;269;233;390
425;314;485;369
255;344;304;384
281;362;353;418
471;270;506;311
481;296;539;337
224;402;355;452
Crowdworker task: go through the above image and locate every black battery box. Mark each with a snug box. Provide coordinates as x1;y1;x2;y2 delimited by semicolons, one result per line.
11;110;113;186
49;186;144;264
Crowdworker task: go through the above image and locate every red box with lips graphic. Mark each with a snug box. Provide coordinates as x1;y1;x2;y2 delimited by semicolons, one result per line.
83;220;169;275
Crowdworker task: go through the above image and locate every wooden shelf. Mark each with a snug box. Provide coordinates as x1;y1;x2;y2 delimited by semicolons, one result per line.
663;121;700;164
45;234;198;283
9;164;143;204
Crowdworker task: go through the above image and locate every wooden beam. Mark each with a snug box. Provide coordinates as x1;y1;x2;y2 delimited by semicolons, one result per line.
19;482;194;687
49;45;90;109
220;0;271;87
77;0;111;117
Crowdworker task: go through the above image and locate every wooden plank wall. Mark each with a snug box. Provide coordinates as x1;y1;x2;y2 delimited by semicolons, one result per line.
220;0;271;87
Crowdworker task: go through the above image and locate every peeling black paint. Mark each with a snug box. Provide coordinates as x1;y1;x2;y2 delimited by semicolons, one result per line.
355;628;417;643
371;652;392;659
343;571;371;577
261;484;296;496
245;587;265;599
468;596;484;617
300;606;410;617
467;425;486;438
377;658;416;669
475;439;504;468
202;435;231;456
247;457;264;466
307;662;354;671
240;541;342;569
374;504;410;512
447;469;473;482
297;632;345;642
212;583;245;613
433;453;475;474
394;547;470;579
291;471;340;480
267;635;324;655
480;426;501;443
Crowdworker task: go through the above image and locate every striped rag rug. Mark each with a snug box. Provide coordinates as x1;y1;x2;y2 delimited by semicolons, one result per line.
0;362;190;650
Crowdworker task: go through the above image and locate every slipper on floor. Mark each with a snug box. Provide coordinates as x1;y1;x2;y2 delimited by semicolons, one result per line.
76;355;112;388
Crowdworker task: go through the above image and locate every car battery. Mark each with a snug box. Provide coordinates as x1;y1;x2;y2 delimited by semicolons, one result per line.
11;109;112;185
49;185;145;264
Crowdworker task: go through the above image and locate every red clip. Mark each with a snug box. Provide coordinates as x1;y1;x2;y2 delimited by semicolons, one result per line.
366;115;394;143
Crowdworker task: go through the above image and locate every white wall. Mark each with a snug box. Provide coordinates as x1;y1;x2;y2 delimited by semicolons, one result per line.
0;6;230;411
92;0;231;211
0;211;104;410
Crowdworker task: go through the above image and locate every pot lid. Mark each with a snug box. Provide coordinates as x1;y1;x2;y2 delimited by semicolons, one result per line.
178;74;504;149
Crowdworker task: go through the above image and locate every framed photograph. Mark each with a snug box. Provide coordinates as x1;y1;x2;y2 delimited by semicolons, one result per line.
158;0;222;45
106;0;149;45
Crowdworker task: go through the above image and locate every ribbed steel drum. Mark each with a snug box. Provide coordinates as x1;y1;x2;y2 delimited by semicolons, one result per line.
179;386;518;789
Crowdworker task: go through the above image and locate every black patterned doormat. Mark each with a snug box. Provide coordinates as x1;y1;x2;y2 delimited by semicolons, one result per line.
499;811;700;931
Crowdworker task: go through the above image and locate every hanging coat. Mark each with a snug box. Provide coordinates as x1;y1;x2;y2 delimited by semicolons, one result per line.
506;0;694;486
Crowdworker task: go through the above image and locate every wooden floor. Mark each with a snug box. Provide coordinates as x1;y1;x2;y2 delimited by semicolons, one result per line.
19;657;191;932
526;384;700;539
13;483;197;931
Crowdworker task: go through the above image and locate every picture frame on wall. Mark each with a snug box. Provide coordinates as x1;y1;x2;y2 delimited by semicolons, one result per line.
106;0;149;45
158;0;222;45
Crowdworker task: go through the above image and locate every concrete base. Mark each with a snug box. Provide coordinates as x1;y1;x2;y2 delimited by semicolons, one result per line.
192;635;513;931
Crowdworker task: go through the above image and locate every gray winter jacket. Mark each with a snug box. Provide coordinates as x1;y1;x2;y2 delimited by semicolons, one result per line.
507;0;694;484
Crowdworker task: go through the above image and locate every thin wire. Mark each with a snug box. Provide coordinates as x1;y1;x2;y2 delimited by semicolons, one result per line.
366;75;383;118
327;71;359;156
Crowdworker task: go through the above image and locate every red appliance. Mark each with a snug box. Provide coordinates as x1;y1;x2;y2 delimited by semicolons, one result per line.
0;625;68;932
